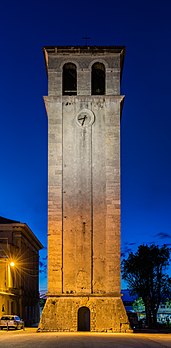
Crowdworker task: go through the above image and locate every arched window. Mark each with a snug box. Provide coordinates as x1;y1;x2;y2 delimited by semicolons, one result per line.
78;306;90;331
91;62;105;95
63;63;77;95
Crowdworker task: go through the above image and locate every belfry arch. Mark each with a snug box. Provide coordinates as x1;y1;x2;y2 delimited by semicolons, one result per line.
91;62;105;95
62;62;77;95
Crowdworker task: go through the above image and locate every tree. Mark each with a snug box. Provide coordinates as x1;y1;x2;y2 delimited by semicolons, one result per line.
132;297;145;320
122;244;171;327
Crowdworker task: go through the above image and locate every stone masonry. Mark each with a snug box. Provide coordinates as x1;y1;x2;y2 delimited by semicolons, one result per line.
38;46;130;332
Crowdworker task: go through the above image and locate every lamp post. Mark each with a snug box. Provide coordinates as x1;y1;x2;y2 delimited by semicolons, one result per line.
0;258;15;290
7;261;15;288
0;259;16;317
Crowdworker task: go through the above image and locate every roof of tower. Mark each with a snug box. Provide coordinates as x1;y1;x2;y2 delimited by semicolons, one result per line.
43;45;125;73
43;45;125;52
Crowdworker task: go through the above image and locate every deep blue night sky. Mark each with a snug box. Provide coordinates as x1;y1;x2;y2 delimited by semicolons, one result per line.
0;0;171;291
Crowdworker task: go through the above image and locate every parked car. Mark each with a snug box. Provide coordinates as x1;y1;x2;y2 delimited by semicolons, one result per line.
0;315;24;330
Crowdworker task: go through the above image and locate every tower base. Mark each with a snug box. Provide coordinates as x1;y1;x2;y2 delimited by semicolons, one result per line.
38;295;131;332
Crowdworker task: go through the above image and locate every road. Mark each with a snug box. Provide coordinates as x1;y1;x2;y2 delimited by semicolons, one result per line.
1;329;171;347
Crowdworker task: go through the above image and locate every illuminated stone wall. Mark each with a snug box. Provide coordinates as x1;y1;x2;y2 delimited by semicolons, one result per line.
39;47;130;332
39;296;128;332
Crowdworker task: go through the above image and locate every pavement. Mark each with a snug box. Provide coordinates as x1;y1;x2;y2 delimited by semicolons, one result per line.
1;329;171;347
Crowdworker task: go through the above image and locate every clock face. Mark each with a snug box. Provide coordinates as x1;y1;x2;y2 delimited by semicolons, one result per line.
77;113;91;126
76;109;95;127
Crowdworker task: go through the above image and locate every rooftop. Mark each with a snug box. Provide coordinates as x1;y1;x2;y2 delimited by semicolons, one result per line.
0;216;20;224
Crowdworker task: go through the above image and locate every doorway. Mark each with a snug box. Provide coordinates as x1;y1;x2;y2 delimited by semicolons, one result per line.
78;306;90;331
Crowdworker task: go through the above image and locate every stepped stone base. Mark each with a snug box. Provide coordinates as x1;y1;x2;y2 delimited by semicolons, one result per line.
38;295;131;332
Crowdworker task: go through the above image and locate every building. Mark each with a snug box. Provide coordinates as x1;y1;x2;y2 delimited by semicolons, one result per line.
0;216;43;326
157;303;171;324
39;46;130;332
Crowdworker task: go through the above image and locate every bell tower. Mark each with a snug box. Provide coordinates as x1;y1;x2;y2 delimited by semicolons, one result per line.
39;46;130;332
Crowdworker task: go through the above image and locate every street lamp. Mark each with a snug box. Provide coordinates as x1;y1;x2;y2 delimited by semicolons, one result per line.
0;258;15;291
7;260;15;288
9;261;15;267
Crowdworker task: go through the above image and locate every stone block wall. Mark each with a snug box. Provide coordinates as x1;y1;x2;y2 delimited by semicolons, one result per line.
39;46;129;331
39;296;130;332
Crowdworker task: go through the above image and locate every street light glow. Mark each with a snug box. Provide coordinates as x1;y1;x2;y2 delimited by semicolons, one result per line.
10;261;15;267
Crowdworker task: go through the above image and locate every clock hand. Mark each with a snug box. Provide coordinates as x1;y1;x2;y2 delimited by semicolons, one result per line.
82;115;87;126
82;117;85;126
78;116;85;121
78;115;88;126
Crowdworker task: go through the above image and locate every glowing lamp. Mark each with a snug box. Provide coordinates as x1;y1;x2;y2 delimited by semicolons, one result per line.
10;261;15;267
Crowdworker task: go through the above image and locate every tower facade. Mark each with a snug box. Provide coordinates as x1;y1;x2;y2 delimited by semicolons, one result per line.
39;46;129;332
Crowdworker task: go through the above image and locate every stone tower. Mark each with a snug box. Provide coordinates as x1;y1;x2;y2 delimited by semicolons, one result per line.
39;46;129;332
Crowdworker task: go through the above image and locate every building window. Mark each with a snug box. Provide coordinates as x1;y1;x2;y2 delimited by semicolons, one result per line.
63;63;77;95
91;62;105;95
